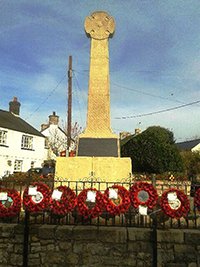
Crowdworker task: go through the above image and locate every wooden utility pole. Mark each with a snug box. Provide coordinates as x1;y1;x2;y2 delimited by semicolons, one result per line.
67;55;72;155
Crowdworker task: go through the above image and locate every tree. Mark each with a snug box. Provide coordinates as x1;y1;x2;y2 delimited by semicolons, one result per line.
181;151;200;179
121;126;184;174
46;127;68;157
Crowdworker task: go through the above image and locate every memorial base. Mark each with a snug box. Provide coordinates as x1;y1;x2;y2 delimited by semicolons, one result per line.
55;156;132;182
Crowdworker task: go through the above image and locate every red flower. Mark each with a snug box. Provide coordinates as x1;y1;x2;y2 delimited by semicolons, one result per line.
76;188;104;219
103;185;130;216
49;186;77;216
23;182;51;213
0;188;21;217
130;182;158;210
194;188;200;211
160;188;190;219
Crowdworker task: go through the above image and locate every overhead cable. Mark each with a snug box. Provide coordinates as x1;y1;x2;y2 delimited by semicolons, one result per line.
114;99;200;119
25;75;65;120
112;82;185;104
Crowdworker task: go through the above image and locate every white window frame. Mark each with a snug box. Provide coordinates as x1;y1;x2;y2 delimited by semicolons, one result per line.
21;135;33;150
14;160;23;172
0;130;7;146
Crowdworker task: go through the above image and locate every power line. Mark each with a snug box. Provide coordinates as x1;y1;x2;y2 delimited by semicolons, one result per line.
114;99;200;120
74;71;186;105
25;75;66;120
112;82;185;104
73;71;86;124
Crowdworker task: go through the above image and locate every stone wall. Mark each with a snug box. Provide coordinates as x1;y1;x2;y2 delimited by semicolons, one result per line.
0;224;199;267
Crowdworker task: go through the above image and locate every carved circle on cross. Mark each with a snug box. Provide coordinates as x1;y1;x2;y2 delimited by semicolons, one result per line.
84;11;115;40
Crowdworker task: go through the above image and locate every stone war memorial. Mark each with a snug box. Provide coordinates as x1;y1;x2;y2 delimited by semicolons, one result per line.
55;11;132;181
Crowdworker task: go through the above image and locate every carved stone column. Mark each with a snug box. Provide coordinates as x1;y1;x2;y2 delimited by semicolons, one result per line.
78;11;119;157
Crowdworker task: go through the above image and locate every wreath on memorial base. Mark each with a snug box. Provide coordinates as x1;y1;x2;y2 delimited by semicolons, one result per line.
194;188;200;211
23;182;51;213
77;188;104;219
130;182;158;210
160;188;190;219
103;185;130;216
49;186;77;216
0;188;21;217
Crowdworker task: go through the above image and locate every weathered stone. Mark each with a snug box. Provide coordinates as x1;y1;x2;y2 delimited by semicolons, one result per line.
1;225;15;238
40;239;54;245
157;243;173;250
31;245;42;253
28;258;41;266
31;241;41;247
29;253;40;259
157;229;184;243
166;264;187;267
14;224;24;234
55;225;73;240
46;244;55;251
9;254;23;266
13;234;23;243
82;253;102;265
5;243;14;252
41;251;66;264
128;241;152;253
136;259;152;267
31;235;39;242
59;241;72;251
188;263;198;267
184;230;200;245
120;254;137;267
98;227;127;243
65;252;79;265
38;225;56;239
29;225;40;234
14;244;23;253
128;227;151;241
100;255;124;266
109;244;127;256
73;225;98;241
73;241;88;254
157;249;175;265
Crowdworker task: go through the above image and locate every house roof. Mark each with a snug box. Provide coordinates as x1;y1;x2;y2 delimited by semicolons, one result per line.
41;124;75;142
176;139;200;151
120;134;135;146
0;109;44;137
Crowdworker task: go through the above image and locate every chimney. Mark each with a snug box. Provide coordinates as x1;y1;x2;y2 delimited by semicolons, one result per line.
135;128;141;135
49;111;59;125
41;124;49;131
9;97;21;116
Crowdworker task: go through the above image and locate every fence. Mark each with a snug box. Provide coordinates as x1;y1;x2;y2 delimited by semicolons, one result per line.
0;175;199;229
0;176;199;267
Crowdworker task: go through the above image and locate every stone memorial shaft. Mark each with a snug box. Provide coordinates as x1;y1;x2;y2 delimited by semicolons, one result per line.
78;11;119;157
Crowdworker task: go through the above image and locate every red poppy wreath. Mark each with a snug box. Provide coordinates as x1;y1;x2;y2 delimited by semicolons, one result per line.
23;182;51;213
103;185;131;216
0;188;21;217
49;185;77;216
130;182;158;210
76;188;104;219
194;187;200;211
160;188;190;219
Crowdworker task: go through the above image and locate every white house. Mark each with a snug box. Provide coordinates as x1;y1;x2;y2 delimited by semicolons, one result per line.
41;111;75;159
176;139;200;152
0;97;47;178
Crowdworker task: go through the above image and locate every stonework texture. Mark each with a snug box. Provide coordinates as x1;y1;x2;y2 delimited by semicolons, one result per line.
0;223;199;267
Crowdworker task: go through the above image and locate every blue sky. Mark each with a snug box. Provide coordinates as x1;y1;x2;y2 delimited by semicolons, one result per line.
1;0;200;142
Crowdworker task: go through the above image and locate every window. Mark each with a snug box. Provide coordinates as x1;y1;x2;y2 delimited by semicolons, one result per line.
0;130;7;145
21;135;33;150
14;160;23;172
